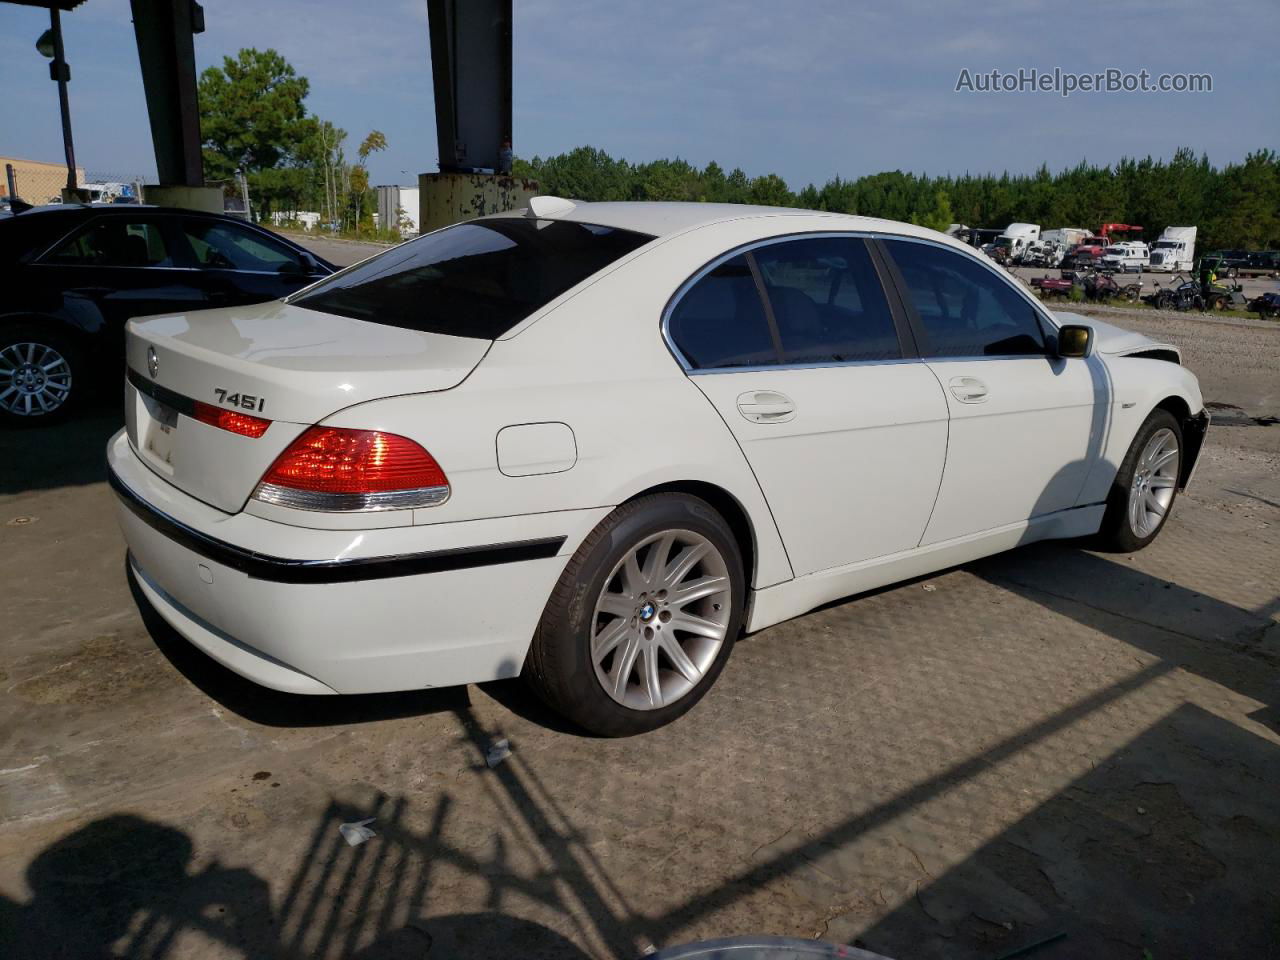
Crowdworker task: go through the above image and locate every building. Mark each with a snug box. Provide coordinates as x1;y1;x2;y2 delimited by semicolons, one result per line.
1;156;85;204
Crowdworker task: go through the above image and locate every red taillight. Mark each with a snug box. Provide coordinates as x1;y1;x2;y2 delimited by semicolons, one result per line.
193;401;271;438
254;427;449;512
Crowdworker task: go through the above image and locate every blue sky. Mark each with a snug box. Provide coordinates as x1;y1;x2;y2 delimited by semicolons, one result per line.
2;0;1276;188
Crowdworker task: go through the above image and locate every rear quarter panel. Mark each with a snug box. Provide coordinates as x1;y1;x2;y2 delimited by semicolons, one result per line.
318;218;840;590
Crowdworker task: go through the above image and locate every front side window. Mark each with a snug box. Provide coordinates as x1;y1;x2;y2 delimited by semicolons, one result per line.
752;237;899;363
883;239;1047;358
293;218;654;339
667;255;776;369
47;219;171;267
183;219;302;272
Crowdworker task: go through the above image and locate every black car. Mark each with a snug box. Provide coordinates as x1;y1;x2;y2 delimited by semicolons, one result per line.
0;204;334;423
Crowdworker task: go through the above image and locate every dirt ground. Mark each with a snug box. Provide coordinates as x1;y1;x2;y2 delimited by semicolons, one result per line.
1;290;1277;957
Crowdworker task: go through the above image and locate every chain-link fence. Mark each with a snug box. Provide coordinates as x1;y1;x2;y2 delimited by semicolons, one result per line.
1;160;154;207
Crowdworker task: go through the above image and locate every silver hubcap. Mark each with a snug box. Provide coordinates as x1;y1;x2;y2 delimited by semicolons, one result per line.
591;529;732;711
0;342;73;417
1128;428;1179;538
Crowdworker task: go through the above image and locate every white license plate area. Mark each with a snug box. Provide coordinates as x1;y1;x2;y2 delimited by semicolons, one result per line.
141;394;179;471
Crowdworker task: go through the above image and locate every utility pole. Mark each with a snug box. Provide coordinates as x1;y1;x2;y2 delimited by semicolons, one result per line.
237;168;251;221
36;7;80;195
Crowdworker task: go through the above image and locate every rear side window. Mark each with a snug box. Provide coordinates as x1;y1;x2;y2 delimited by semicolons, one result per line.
883;239;1046;358
292;218;653;339
667;255;777;369
183;219;302;271
46;219;171;267
752;237;899;363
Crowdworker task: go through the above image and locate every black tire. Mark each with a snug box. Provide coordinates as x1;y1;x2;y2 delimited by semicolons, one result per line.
525;493;746;736
1096;408;1182;553
0;323;82;426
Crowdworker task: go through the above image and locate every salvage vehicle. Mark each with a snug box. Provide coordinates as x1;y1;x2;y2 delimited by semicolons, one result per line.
1247;292;1280;319
1201;250;1249;278
1082;270;1142;303
1148;226;1197;273
0;204;334;422
1101;241;1150;272
993;222;1040;264
1029;273;1078;298
1148;277;1205;312
108;199;1209;735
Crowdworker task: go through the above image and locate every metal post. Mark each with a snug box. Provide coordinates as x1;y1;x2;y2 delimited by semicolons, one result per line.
238;169;251;221
5;163;17;203
49;7;78;190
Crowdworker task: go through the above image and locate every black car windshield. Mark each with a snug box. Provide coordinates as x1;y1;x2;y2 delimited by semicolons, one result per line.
291;218;654;339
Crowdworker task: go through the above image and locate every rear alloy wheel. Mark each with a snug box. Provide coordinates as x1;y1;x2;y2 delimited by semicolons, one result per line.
1097;409;1182;552
590;528;732;712
525;494;745;736
0;332;77;424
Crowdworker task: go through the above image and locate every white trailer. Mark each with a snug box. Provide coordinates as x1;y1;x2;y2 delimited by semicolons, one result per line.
1148;226;1197;273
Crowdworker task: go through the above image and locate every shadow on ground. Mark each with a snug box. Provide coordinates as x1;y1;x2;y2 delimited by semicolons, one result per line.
0;405;122;497
972;541;1279;730
858;702;1280;959
11;491;1273;956
6;645;1278;958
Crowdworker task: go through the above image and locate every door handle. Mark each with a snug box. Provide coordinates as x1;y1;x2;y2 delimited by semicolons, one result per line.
736;390;796;423
948;376;989;403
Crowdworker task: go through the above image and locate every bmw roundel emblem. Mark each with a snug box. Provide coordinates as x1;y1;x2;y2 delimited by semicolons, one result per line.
147;347;159;379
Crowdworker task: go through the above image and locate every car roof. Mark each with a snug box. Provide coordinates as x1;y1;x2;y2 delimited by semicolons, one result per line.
6;203;236;218
487;199;950;243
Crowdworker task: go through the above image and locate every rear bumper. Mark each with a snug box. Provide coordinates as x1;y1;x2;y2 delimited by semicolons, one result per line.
108;429;607;694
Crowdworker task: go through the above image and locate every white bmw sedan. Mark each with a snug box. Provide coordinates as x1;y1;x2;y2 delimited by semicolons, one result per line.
108;199;1208;735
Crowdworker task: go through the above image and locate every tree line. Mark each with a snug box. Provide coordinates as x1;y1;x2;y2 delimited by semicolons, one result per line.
515;146;1280;252
199;49;1280;251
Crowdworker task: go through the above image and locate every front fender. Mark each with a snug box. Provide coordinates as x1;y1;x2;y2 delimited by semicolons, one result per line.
1076;356;1206;505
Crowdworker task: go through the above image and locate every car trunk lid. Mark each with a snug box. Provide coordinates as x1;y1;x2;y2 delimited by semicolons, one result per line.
123;299;490;513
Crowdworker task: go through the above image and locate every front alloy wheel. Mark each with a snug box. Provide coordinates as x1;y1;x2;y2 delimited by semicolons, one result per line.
0;340;74;419
1098;408;1183;552
1127;428;1179;539
591;529;732;711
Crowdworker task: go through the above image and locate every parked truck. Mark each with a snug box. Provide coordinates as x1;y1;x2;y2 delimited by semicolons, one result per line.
994;223;1040;263
1148;226;1197;273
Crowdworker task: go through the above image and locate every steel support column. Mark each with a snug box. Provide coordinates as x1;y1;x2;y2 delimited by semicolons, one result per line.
129;0;205;187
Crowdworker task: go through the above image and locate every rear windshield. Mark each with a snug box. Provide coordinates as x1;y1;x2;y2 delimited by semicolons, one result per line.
291;218;654;339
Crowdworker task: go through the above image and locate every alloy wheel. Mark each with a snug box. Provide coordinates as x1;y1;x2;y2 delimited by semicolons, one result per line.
0;341;73;417
1128;427;1179;539
591;529;732;711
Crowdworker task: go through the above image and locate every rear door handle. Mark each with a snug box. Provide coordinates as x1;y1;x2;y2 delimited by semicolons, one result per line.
948;376;988;403
736;390;796;423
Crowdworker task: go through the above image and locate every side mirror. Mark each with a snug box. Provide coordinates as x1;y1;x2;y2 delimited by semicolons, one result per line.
1056;324;1094;359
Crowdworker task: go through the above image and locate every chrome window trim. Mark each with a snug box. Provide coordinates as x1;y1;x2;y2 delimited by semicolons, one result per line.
31;213;179;268
660;229;1062;376
661;230;910;376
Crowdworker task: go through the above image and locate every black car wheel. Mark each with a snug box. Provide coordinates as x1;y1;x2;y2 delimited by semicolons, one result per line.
0;324;80;425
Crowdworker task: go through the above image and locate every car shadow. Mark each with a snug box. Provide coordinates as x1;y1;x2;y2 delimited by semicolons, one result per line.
0;404;123;496
971;540;1279;731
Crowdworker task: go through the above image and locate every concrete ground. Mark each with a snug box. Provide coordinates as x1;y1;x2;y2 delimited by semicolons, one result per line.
1;268;1278;957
